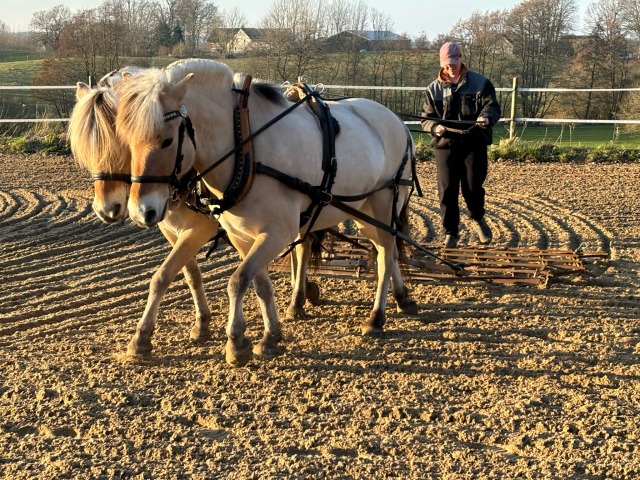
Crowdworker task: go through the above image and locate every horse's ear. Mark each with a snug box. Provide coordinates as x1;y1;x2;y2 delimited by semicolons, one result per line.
97;69;117;86
76;82;92;100
165;73;194;102
121;71;133;83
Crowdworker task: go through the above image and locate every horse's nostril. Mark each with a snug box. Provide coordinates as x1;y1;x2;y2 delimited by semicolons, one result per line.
111;203;122;218
144;209;157;224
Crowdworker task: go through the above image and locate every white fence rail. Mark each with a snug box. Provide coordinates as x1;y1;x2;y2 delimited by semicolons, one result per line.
3;83;640;134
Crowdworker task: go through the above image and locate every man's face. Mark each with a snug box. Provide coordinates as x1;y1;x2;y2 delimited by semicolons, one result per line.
443;61;462;77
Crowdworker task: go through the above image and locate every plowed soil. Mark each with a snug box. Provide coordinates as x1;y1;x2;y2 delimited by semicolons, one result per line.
1;153;639;479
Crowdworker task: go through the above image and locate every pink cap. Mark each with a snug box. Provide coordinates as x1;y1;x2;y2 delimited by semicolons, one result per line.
439;42;461;67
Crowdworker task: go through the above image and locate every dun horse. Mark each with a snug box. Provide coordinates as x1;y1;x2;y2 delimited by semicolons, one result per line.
68;71;322;356
115;59;419;366
68;77;217;353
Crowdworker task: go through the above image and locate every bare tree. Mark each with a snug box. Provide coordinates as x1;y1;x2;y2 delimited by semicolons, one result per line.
620;0;640;38
261;0;325;80
177;0;217;55
30;4;72;52
506;0;578;117
581;0;631;119
452;9;510;83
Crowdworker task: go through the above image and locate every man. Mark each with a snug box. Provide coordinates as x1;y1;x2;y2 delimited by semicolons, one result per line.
421;42;501;249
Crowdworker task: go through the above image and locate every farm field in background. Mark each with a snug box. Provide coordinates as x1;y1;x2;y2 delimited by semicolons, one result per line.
2;53;640;148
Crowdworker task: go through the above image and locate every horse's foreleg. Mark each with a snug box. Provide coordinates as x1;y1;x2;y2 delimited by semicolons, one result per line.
286;238;313;320
127;225;213;356
225;232;286;367
181;259;213;342
252;268;283;357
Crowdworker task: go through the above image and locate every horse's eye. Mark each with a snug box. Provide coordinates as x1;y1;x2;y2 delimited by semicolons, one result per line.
161;138;173;149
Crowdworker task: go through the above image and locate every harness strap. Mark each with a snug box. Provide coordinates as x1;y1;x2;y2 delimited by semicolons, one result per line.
294;82;338;235
185;88;316;190
209;75;255;216
92;172;132;183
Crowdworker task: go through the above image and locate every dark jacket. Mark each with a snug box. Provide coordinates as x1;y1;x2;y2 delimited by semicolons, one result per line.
421;65;501;149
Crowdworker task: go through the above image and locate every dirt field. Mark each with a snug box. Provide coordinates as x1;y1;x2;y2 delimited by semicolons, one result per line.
1;153;639;479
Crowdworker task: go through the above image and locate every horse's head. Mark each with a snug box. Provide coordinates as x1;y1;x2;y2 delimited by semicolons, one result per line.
68;81;130;224
116;68;197;228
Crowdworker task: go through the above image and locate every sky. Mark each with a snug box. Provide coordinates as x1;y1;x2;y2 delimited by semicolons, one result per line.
0;0;594;38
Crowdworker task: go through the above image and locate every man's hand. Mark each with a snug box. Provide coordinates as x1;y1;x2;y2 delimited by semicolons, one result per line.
434;125;446;137
477;117;490;128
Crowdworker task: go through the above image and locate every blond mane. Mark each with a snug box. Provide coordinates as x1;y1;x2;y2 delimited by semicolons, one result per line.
67;85;128;173
116;59;234;144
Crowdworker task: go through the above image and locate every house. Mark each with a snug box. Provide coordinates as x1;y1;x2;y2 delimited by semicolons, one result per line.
324;30;411;52
208;27;290;56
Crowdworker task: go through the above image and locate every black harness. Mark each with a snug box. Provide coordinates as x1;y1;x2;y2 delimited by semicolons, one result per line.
124;79;462;272
91;172;132;183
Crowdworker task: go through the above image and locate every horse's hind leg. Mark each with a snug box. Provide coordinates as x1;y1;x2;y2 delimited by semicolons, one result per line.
363;239;394;335
252;268;283;357
391;243;418;315
286;238;313;320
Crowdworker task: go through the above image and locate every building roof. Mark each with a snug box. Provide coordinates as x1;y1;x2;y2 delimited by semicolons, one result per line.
344;30;407;41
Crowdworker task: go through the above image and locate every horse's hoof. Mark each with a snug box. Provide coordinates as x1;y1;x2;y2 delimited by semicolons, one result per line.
362;324;385;337
225;337;253;367
285;306;307;321
254;333;284;357
126;334;153;356
306;281;321;306
189;325;212;343
397;299;419;315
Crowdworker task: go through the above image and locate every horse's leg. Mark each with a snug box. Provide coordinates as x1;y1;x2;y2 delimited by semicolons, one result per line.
252;267;283;357
363;236;395;335
182;258;214;342
286;238;313;320
390;242;419;315
225;232;287;367
127;223;214;355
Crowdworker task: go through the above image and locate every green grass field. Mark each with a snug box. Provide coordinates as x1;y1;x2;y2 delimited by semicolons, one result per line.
494;123;640;146
410;123;640;147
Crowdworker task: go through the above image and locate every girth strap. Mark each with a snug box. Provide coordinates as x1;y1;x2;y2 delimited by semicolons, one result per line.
292;82;339;234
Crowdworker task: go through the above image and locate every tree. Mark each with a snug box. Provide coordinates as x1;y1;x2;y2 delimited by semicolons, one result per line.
177;0;217;55
451;9;510;84
30;4;72;52
580;0;632;119
506;0;578;117
260;0;325;80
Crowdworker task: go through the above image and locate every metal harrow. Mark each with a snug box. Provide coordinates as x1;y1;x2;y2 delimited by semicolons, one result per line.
271;234;608;288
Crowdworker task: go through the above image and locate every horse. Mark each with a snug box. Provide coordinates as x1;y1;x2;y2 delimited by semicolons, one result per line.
115;59;419;366
68;77;218;353
67;71;322;357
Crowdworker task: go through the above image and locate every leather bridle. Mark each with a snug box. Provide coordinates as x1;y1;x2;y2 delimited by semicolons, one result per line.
129;105;197;190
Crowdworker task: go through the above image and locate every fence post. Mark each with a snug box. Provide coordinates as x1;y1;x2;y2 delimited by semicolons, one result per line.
509;77;518;140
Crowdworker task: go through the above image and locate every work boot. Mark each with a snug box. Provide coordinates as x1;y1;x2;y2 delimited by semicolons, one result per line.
444;234;457;248
473;219;492;244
